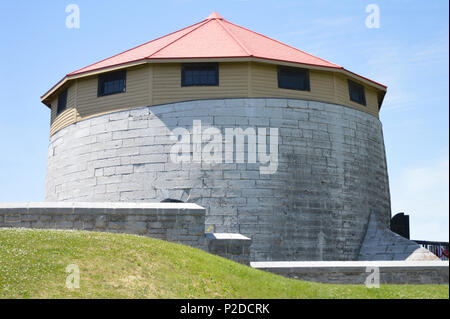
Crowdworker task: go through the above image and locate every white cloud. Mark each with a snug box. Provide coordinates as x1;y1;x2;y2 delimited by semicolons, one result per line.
390;154;449;241
367;30;449;112
278;15;360;60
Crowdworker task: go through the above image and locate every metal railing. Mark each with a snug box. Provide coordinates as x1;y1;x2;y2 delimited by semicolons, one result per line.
413;240;449;261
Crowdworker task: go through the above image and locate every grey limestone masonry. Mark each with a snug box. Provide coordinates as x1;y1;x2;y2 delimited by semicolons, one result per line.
0;202;206;250
205;233;252;265
45;98;391;261
358;212;439;261
251;261;449;285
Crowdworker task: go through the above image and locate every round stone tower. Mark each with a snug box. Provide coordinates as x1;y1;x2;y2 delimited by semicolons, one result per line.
41;12;390;261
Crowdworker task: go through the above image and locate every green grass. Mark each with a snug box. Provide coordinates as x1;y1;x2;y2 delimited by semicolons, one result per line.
0;228;448;299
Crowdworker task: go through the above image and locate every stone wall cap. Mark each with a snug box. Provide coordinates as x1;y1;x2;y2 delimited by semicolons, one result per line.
0;202;205;210
251;260;449;269
206;233;251;240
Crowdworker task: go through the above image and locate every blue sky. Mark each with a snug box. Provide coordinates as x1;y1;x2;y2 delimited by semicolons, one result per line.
0;1;448;241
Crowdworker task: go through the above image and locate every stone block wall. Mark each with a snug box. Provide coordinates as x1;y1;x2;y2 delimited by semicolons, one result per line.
205;233;252;265
251;261;449;285
358;212;439;261
45;98;391;261
0;202;206;249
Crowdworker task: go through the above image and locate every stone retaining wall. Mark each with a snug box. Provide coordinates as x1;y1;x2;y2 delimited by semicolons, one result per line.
0;202;206;249
358;212;439;261
251;261;449;285
206;233;252;265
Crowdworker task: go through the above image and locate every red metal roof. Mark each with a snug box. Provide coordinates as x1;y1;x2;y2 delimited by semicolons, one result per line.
38;11;385;103
68;11;342;76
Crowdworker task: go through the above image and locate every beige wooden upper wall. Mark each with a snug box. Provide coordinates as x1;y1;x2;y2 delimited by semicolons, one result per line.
49;83;78;136
76;64;150;119
152;62;249;105
250;62;380;116
49;61;382;135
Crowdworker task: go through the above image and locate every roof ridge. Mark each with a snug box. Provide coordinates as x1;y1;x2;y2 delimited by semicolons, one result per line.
207;11;224;20
222;19;342;69
147;19;213;58
216;18;252;56
68;19;208;75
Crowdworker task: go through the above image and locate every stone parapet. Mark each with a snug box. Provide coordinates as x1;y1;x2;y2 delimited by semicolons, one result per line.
0;202;206;249
251;260;449;285
206;233;252;265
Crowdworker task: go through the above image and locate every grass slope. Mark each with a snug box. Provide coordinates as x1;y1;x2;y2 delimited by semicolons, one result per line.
0;228;448;299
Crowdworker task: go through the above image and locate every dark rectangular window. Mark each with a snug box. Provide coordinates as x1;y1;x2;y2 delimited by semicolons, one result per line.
57;88;68;115
348;80;366;106
181;63;219;86
277;66;310;91
98;70;126;97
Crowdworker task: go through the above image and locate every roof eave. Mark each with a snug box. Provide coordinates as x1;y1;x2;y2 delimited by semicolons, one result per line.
41;56;387;108
41;59;150;104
